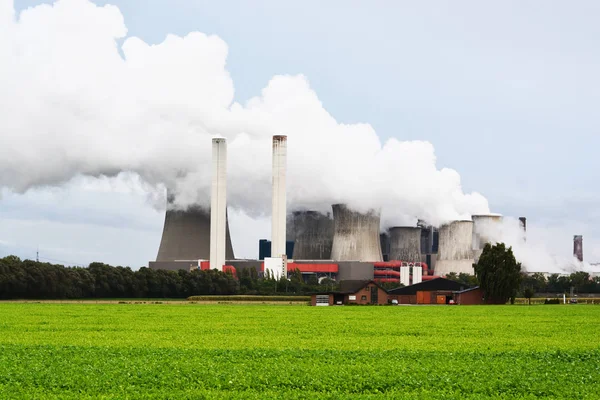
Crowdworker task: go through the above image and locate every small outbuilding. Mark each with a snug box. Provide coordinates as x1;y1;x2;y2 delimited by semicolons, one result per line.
311;280;388;306
453;286;484;305
387;277;469;304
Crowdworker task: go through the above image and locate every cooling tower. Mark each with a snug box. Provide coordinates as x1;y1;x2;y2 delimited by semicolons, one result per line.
388;227;422;262
330;204;383;262
434;220;474;276
288;211;333;260
472;214;502;262
574;235;583;262
156;195;234;262
271;135;287;257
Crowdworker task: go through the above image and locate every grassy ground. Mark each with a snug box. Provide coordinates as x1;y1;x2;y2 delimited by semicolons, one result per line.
0;304;599;399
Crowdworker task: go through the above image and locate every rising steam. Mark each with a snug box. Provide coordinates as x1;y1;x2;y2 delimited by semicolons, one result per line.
0;0;489;229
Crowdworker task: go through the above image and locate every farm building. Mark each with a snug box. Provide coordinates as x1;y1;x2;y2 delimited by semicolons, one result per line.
387;277;469;305
311;280;388;306
453;286;484;305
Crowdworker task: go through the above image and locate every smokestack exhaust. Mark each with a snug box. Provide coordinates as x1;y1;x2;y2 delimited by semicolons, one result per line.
210;138;227;271
271;135;287;257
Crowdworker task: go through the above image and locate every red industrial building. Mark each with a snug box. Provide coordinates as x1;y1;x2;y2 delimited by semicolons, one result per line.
311;280;389;306
453;286;484;305
387;278;468;305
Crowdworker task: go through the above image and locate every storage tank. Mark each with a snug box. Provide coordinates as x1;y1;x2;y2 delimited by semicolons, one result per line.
156;194;234;262
287;210;333;260
388;227;422;262
330;204;383;262
434;220;474;275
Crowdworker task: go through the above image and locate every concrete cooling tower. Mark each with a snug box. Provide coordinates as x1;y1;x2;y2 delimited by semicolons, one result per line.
388;227;422;262
156;195;234;262
330;204;383;262
434;220;474;276
472;214;503;262
287;211;333;260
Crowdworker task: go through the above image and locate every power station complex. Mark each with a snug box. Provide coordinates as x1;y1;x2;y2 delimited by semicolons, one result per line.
149;136;530;285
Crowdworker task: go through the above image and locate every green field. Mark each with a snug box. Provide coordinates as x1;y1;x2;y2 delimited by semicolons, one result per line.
0;304;599;399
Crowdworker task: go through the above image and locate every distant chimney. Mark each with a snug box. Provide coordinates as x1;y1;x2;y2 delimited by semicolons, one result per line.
573;235;583;262
271;135;287;257
519;217;527;242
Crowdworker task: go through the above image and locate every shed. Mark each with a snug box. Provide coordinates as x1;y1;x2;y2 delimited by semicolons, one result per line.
311;280;388;306
453;286;484;305
387;278;469;305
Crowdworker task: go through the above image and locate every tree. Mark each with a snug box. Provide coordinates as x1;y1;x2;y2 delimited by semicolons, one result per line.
523;287;535;305
473;243;522;304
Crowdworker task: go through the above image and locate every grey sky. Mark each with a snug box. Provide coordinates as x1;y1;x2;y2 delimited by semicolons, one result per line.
2;0;599;267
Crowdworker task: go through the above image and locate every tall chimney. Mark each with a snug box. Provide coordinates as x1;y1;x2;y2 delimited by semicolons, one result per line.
573;235;583;262
519;217;527;242
210;138;227;271
271;135;287;257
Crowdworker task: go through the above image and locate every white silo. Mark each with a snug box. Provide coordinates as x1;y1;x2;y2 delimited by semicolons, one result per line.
434;220;475;276
330;204;383;262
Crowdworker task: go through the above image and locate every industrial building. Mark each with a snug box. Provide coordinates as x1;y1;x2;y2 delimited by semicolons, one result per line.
149;135;534;282
310;277;481;306
387;278;468;305
312;280;389;306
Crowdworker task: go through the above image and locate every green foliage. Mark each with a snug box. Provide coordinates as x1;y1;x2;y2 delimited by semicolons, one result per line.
445;272;478;287
545;298;561;304
0;304;600;398
0;256;334;299
523;287;535;305
473;243;522;304
186;295;309;302
520;272;600;295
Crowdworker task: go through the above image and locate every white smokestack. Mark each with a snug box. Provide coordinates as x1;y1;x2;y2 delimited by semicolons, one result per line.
210;138;227;271
271;135;287;257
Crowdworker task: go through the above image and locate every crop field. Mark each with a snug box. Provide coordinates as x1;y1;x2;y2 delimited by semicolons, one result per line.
0;304;599;399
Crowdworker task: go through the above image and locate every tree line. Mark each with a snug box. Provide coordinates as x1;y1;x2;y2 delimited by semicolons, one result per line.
520;271;600;294
0;256;337;300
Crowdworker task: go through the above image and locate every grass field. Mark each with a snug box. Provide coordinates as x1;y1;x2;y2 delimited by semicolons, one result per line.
0;304;599;399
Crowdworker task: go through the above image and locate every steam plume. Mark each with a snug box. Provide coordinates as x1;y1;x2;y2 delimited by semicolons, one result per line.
0;1;488;228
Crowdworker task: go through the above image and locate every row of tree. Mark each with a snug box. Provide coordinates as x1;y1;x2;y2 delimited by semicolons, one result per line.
520;271;600;294
0;256;337;299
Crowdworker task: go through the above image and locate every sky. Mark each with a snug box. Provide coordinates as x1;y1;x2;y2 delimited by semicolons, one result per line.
0;0;598;268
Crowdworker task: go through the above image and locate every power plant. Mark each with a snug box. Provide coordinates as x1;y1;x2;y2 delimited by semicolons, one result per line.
149;135;539;283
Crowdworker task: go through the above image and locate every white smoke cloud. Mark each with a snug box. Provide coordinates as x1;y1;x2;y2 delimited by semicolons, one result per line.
478;217;597;274
0;0;488;229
